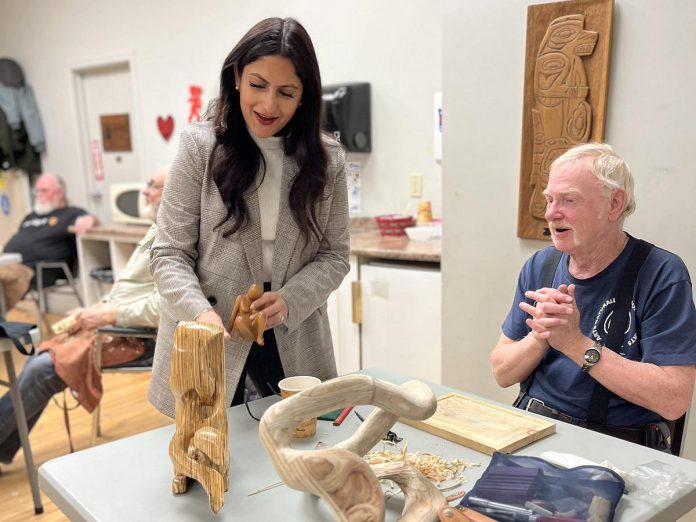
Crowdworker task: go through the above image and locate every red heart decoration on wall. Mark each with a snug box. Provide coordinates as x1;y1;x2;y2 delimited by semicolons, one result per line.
157;115;174;141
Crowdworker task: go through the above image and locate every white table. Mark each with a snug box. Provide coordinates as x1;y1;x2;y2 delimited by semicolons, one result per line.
39;368;696;521
0;326;42;514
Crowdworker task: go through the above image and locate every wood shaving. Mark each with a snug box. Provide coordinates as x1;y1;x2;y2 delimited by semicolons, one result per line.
364;442;480;485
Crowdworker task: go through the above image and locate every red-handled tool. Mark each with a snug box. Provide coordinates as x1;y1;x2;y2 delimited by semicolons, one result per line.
333;406;353;426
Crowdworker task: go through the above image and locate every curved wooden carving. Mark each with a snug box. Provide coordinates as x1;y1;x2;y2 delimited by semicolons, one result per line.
528;14;598;220
169;321;229;514
228;283;267;345
259;375;445;521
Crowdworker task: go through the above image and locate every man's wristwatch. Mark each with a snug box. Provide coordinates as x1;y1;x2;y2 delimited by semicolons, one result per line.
582;340;603;373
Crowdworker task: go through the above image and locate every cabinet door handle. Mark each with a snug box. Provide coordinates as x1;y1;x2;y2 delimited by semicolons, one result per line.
351;281;362;324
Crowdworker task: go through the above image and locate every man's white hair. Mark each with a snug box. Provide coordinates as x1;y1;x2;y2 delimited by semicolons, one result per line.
551;143;636;221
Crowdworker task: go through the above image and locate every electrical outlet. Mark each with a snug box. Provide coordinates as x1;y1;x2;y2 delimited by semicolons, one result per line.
409;173;423;198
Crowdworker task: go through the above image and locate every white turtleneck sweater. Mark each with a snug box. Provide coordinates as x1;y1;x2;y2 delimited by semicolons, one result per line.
252;134;284;282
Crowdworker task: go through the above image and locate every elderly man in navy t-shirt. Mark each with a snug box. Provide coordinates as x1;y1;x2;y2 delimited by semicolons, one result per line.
492;143;696;451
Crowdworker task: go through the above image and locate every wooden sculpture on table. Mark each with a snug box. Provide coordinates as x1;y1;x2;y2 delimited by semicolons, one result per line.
169;321;229;514
228;283;266;345
259;374;445;522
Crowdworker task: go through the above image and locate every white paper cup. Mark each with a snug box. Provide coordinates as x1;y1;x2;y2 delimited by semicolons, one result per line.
278;376;321;438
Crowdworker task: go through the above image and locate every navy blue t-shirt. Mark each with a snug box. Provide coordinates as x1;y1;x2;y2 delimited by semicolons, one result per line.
502;236;696;427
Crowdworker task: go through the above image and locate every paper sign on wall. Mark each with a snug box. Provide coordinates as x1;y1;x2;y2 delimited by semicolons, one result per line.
1;194;10;216
188;85;203;123
91;139;105;181
346;161;362;214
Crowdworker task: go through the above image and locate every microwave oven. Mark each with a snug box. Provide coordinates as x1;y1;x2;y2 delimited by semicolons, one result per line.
110;182;153;225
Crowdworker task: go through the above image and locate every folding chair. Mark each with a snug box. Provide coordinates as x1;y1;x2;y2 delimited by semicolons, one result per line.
0;327;43;514
90;325;157;446
34;261;83;329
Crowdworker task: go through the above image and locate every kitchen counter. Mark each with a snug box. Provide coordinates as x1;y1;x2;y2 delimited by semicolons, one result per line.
350;217;441;263
72;221;441;264
350;231;441;263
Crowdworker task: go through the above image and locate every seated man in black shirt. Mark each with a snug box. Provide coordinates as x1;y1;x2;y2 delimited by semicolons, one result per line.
3;172;98;288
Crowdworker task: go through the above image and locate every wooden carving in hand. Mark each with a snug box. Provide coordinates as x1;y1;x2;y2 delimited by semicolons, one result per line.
169;321;229;514
228;283;266;345
259;375;446;521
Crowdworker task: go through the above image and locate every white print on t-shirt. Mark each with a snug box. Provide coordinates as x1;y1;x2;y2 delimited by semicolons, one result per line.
22;217;50;228
591;298;638;355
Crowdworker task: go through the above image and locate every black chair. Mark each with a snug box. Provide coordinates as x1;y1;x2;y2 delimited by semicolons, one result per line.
90;325;157;445
670;414;687;456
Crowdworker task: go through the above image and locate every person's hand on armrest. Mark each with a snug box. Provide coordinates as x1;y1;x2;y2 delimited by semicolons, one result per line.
74;215;99;235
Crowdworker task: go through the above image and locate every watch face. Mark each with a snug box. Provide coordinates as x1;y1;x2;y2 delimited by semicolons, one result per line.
585;348;601;364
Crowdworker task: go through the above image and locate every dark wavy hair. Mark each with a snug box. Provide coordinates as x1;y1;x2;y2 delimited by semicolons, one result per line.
208;17;327;244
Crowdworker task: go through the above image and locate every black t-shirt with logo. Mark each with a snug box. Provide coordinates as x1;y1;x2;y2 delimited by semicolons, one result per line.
4;207;86;287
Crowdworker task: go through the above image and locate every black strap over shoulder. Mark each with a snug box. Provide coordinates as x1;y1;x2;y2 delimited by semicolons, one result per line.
586;239;653;424
0;315;37;356
515;248;563;404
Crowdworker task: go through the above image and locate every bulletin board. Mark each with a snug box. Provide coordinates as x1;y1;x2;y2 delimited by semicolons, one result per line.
100;114;132;152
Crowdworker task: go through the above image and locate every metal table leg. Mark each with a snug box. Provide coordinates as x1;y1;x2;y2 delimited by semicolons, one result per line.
2;347;44;514
0;283;6;316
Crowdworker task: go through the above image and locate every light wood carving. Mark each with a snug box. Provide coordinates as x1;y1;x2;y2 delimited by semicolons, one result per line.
518;0;614;240
169;321;229;514
259;374;445;521
528;14;597;220
228;283;266;345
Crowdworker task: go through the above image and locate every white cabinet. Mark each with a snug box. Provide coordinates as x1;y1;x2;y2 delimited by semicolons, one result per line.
360;262;442;383
328;255;360;375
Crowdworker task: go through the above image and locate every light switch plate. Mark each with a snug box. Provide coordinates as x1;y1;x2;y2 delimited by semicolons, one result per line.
409;173;422;198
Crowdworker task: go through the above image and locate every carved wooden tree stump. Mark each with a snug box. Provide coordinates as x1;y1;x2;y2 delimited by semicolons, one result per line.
228;283;267;345
169;321;229;514
259;374;445;521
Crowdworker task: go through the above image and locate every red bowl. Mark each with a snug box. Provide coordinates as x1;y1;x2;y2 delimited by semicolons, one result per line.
375;214;415;236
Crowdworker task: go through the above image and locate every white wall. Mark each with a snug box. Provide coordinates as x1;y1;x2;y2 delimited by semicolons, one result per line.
0;0;442;217
441;0;696;454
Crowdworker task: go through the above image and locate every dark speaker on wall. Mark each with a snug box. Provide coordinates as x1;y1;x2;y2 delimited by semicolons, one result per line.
322;82;371;152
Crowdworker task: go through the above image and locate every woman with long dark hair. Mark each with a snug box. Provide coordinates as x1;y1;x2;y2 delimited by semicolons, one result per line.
148;17;349;416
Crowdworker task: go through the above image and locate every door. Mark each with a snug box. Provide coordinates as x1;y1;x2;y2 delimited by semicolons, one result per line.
74;61;141;223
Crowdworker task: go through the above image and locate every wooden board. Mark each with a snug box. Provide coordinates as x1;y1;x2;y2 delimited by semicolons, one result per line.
517;0;614;240
400;393;555;455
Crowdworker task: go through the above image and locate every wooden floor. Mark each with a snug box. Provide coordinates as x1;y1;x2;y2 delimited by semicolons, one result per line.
0;301;172;521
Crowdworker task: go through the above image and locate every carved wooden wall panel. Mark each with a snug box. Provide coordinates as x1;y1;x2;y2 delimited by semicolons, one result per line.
517;0;614;240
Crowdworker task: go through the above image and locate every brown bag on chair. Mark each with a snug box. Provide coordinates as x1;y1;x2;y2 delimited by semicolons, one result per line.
0;263;34;310
38;329;102;412
100;335;146;368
